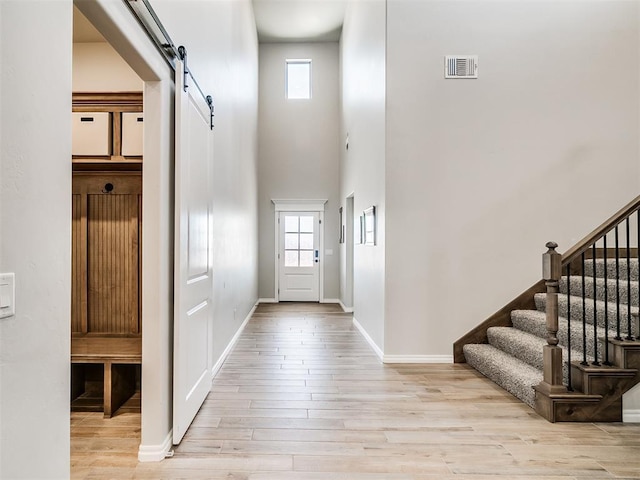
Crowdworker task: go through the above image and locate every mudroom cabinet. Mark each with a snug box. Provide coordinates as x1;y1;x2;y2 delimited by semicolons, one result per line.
70;92;143;417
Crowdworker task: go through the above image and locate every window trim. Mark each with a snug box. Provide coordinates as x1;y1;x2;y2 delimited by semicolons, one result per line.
285;59;312;100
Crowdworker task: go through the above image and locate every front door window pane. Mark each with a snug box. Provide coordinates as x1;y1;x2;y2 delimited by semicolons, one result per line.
285;233;299;249
299;216;314;232
282;214;316;268
285;251;299;267
299;233;313;250
285;215;299;232
299;250;314;267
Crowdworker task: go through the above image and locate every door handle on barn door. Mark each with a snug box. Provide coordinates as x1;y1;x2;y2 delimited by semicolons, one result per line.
102;183;114;194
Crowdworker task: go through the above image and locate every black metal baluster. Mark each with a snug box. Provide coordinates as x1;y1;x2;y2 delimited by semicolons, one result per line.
592;244;600;366
566;263;573;390
616;225;622;340
631;209;640;340
603;234;611;365
628;218;634;340
581;252;588;365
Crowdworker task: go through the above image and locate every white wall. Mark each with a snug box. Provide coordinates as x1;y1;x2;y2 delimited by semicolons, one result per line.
150;0;259;368
339;0;387;351
77;0;259;458
73;42;143;91
257;42;341;301
384;0;640;356
0;1;72;478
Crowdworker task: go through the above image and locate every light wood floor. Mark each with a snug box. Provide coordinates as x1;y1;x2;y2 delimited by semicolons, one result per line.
71;303;640;479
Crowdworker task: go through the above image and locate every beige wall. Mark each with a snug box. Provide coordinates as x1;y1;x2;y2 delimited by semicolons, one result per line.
73;42;143;92
258;42;341;301
339;0;387;351
151;0;260;365
0;1;72;477
384;0;640;357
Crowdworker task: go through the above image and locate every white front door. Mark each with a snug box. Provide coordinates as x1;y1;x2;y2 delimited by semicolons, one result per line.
173;56;214;444
278;212;320;301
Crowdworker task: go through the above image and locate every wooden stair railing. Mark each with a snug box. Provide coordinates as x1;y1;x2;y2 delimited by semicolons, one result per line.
454;194;640;363
536;196;640;421
455;194;640;422
561;194;640;269
535;242;567;398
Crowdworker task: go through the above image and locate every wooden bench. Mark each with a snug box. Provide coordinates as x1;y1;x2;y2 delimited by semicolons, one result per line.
71;336;141;418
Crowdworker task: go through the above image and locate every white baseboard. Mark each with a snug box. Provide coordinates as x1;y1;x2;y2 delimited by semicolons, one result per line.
138;430;173;462
137;305;257;463
211;304;256;377
352;316;383;361
258;297;277;303
623;409;640;423
338;299;354;313
321;298;340;304
383;354;454;364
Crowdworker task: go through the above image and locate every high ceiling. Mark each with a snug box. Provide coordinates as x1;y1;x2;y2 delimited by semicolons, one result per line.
73;2;347;44
252;0;347;43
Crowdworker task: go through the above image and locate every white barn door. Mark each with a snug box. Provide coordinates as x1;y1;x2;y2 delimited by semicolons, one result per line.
173;57;214;444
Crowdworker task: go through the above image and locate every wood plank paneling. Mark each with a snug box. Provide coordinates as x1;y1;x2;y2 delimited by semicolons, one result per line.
72;194;88;333
72;172;142;335
87;192;139;334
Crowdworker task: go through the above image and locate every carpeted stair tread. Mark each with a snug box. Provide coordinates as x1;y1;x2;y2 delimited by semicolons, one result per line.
463;251;639;412
487;327;546;369
511;309;618;363
510;309;549;339
487;326;580;382
534;293;637;334
584;258;639;281
463;343;542;407
560;275;638;307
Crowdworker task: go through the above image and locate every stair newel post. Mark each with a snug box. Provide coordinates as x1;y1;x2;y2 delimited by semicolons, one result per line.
539;242;567;394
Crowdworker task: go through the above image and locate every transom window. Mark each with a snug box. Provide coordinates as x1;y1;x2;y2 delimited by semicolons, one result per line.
284;215;314;267
286;59;311;100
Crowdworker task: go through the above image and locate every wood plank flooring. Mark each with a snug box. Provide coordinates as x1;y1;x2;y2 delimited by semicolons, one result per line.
71;303;640;479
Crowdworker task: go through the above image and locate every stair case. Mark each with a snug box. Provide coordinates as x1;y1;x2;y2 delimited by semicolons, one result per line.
455;196;640;422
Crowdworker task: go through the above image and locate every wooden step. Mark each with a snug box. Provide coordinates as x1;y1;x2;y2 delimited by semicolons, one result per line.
570;362;637;396
610;337;640;369
534;339;640;422
533;388;607;422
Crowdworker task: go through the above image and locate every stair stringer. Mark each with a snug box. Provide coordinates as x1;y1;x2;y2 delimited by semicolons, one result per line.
534;341;640;422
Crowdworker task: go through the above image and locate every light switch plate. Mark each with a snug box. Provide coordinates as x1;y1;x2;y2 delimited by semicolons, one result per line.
0;273;15;319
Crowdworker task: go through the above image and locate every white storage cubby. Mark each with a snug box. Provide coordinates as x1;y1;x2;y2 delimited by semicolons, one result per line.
121;112;144;157
72;112;110;156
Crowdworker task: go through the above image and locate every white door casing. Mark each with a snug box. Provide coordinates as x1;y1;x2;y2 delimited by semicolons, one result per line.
278;211;320;301
273;199;327;302
345;194;355;310
173;57;214;444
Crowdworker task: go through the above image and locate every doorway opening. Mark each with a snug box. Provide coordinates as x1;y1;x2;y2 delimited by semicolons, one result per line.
345;194;355;311
71;5;144;418
273;199;327;303
278;212;321;301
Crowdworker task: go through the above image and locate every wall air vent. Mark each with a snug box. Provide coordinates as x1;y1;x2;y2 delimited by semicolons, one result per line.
445;55;478;79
